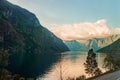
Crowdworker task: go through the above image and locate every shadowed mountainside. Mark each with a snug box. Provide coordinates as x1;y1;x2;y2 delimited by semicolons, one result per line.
97;38;120;53
0;0;69;77
0;0;69;54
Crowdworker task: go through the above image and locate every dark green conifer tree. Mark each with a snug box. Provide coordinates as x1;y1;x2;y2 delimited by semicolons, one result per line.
84;49;102;77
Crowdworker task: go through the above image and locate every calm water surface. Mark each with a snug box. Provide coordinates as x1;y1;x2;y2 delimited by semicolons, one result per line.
37;51;106;80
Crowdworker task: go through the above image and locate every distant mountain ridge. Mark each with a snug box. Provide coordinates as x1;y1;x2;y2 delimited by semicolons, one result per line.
65;40;88;51
65;34;120;51
97;38;120;53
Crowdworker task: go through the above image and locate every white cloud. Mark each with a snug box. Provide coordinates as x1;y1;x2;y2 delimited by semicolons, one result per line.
48;19;120;41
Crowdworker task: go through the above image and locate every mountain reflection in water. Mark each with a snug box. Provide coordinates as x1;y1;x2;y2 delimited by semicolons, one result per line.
38;51;106;80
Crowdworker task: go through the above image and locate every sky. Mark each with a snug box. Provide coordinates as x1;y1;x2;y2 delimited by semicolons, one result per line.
7;0;120;41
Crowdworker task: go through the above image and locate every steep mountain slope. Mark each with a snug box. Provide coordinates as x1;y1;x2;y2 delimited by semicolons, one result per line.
65;34;120;51
0;0;69;54
97;38;120;53
96;35;120;48
97;38;120;68
0;0;69;77
65;40;88;51
87;39;100;51
89;35;120;51
65;39;100;51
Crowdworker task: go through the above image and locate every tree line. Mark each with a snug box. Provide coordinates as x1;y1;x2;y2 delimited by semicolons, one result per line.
0;50;35;80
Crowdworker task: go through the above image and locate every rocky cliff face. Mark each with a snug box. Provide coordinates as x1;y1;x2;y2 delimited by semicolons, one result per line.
65;34;120;51
97;38;120;53
96;34;120;48
0;0;69;54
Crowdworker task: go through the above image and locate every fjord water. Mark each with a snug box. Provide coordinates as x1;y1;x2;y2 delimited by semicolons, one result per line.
37;51;106;80
8;53;60;77
8;51;106;79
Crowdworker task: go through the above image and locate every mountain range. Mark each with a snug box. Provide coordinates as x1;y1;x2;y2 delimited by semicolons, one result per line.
0;0;69;54
65;34;120;52
0;0;70;77
1;0;120;78
97;38;120;53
